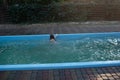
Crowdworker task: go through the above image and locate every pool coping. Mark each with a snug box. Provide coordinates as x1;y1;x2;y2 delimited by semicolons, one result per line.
0;61;120;71
0;31;120;37
0;32;120;71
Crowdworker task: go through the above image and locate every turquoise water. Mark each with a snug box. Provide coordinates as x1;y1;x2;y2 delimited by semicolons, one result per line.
0;36;120;64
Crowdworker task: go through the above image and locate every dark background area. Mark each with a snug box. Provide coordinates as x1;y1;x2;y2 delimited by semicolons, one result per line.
0;0;120;24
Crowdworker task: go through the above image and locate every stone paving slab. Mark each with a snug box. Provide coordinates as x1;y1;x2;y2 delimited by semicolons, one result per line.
0;66;120;80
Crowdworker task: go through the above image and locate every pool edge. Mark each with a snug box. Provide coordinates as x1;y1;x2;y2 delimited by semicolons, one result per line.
0;61;120;71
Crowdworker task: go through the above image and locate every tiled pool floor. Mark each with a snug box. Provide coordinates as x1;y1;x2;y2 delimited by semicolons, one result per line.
0;66;120;80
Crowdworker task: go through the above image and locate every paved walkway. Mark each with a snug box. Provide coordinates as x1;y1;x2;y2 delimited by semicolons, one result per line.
0;66;120;80
0;21;120;35
0;22;120;80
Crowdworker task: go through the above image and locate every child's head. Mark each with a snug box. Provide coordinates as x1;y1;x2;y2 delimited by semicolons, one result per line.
50;34;55;41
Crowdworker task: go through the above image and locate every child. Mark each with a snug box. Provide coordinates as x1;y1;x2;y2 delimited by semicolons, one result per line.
50;34;56;42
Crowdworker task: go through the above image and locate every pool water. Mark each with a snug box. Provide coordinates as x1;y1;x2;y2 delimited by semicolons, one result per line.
0;34;120;64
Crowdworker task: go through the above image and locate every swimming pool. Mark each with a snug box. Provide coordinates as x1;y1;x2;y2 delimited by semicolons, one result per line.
0;32;120;70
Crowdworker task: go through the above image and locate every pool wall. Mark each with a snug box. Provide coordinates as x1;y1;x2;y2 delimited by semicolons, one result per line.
1;32;120;41
0;32;120;71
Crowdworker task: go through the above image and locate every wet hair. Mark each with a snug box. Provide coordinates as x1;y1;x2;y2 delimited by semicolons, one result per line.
50;34;55;40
